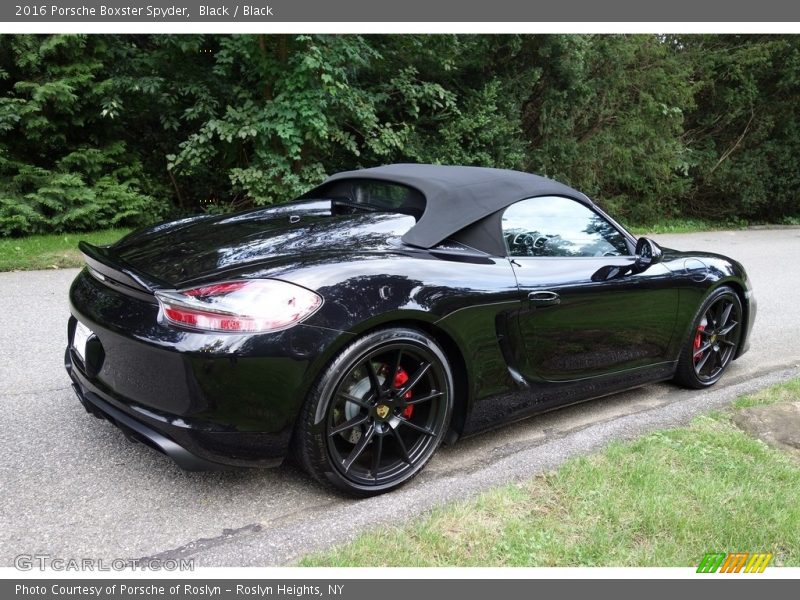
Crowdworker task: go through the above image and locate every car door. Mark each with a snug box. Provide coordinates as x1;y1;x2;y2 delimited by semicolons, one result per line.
503;196;679;383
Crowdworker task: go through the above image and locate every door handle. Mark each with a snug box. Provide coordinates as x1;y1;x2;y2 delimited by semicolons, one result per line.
528;290;560;306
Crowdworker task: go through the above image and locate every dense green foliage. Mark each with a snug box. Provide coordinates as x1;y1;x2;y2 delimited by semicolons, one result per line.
1;34;798;236
0;36;169;236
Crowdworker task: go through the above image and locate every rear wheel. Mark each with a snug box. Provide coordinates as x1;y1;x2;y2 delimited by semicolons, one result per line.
674;286;742;389
295;328;453;496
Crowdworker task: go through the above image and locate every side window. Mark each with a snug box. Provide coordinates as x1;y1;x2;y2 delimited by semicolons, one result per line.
502;196;629;258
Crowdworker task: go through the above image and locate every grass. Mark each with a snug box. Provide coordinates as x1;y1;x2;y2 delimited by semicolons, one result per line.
628;216;800;235
302;378;800;567
627;218;747;236
0;228;130;271
733;378;800;410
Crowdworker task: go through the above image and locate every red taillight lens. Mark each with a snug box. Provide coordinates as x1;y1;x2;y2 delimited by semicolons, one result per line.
155;279;322;333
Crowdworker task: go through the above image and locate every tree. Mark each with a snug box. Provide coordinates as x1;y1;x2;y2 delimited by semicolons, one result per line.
682;35;800;221
520;35;695;223
1;34;798;237
0;35;168;235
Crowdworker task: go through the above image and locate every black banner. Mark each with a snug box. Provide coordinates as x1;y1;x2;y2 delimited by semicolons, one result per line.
5;579;799;600
3;0;800;22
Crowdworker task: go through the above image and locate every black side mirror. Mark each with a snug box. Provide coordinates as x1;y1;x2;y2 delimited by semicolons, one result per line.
635;237;663;269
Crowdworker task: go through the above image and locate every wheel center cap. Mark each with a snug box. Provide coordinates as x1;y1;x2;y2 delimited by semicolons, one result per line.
376;404;390;419
711;334;718;343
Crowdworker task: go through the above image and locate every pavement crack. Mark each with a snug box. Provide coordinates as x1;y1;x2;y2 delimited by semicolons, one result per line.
136;523;264;562
0;385;70;398
133;499;341;564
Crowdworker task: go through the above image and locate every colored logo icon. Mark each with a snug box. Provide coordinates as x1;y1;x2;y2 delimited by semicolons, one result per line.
697;552;773;573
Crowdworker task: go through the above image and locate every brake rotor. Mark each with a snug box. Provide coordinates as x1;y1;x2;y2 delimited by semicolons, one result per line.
338;375;374;444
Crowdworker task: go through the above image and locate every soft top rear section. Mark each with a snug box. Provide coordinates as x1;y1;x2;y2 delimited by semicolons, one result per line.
303;164;590;255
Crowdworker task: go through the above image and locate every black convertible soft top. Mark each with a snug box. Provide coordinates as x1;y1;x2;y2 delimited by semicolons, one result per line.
304;164;591;254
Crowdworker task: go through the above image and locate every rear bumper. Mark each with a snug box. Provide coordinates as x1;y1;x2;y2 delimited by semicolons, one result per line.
66;348;282;470
65;268;351;470
69;375;228;471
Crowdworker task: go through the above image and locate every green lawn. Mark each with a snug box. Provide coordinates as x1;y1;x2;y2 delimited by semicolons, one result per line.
0;228;130;272
627;218;746;236
302;379;800;567
628;216;800;235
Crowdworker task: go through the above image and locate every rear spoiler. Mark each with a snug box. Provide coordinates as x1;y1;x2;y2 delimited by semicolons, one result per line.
78;241;168;301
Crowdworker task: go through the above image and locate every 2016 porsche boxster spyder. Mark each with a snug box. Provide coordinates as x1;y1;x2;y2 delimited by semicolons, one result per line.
66;164;755;495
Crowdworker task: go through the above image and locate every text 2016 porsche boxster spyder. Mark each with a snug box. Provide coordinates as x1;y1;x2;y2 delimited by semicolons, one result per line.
66;164;755;495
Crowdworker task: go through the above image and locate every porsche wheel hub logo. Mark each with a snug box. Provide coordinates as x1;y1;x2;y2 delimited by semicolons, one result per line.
376;405;390;419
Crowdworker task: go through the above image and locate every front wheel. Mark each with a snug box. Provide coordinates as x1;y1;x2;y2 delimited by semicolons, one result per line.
673;286;743;389
294;328;453;497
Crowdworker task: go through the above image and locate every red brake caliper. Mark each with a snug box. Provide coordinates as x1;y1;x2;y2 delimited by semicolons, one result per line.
393;366;414;419
693;318;707;363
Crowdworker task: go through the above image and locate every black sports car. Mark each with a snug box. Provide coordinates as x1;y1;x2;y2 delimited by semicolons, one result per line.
66;164;755;495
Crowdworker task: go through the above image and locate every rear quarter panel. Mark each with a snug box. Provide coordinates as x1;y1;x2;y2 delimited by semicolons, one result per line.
280;252;523;417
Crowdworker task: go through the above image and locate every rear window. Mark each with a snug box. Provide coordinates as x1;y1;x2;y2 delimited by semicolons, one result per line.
321;179;426;217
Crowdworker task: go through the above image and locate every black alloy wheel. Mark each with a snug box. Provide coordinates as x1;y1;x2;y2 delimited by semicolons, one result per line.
674;286;743;389
295;328;453;496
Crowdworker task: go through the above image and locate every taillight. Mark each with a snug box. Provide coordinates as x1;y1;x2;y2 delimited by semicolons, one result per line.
154;279;322;333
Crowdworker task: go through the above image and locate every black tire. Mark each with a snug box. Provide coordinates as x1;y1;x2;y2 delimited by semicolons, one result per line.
673;286;743;389
294;328;453;497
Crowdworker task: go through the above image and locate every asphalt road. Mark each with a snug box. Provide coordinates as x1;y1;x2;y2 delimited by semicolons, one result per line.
1;228;799;567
